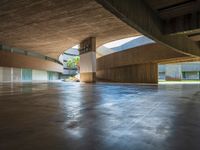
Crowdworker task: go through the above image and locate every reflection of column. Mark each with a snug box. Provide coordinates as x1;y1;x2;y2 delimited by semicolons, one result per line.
11;67;13;82
80;37;96;83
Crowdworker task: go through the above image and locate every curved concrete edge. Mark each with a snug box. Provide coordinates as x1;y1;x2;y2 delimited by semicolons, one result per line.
0;51;63;73
96;43;196;70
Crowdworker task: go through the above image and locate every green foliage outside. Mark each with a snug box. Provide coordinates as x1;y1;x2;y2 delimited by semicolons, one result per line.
66;56;80;68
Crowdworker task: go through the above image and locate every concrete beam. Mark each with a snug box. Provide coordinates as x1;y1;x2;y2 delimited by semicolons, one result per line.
97;43;193;70
164;12;200;35
157;0;198;19
96;0;200;56
0;51;63;73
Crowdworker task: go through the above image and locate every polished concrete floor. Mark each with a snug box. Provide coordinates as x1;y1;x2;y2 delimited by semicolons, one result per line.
0;82;200;150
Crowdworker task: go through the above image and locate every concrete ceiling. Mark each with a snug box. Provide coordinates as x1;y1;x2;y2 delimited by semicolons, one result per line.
0;0;139;59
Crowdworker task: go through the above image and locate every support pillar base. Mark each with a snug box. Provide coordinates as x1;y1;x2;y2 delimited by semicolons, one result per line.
80;72;96;83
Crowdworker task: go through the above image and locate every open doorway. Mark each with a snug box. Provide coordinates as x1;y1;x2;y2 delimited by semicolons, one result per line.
158;61;200;84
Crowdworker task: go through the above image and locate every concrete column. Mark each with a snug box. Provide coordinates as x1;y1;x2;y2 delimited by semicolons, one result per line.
80;37;96;82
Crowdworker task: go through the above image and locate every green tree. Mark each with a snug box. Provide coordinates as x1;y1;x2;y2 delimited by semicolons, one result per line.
73;56;80;66
66;56;80;68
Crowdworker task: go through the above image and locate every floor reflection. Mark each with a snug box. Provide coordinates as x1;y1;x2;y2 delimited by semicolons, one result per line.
0;82;199;150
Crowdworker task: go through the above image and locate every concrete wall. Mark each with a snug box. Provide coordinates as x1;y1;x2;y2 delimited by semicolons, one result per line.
0;49;62;82
97;63;158;83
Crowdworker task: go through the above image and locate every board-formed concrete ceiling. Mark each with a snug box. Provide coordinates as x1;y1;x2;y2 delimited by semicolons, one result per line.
0;0;139;59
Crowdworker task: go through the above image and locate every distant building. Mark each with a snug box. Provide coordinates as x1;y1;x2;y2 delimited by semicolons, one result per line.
159;62;200;80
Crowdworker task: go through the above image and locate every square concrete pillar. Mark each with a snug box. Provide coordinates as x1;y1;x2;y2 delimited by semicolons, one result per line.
80;37;96;83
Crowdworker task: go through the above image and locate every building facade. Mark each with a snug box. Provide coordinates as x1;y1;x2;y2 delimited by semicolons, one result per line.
159;62;200;80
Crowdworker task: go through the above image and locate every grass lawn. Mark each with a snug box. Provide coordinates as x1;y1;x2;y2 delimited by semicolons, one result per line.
159;80;200;84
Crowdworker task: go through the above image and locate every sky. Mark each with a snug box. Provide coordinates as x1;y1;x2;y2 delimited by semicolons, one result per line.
72;45;79;49
71;36;142;50
103;36;142;48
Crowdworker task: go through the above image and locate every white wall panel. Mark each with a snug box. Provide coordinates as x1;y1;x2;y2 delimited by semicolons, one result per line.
80;52;96;73
0;67;3;82
13;68;21;82
2;67;11;82
32;70;48;81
